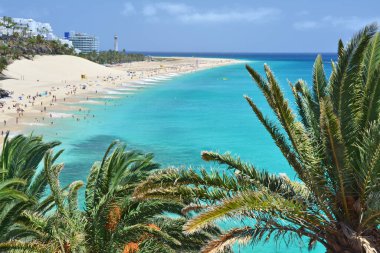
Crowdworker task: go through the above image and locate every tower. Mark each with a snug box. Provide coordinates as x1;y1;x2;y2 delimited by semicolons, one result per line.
114;34;118;52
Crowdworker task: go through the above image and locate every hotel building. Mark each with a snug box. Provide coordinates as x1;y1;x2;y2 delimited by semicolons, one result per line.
64;31;99;53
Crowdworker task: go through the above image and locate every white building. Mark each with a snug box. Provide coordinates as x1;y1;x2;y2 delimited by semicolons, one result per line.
0;17;52;37
65;31;99;53
0;17;74;48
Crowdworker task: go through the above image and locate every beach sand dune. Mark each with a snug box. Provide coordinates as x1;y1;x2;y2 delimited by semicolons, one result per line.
4;55;124;82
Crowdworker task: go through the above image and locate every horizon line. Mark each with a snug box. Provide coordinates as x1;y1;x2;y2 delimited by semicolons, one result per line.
113;51;337;55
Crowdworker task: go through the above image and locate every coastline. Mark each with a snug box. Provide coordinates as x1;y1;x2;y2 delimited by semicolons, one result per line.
0;55;244;142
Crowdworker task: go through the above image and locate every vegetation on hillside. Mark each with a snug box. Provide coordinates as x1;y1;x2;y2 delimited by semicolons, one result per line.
0;16;75;74
79;50;145;65
134;24;380;253
0;16;145;75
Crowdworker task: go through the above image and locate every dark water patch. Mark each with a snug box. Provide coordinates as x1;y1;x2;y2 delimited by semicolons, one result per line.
58;134;121;185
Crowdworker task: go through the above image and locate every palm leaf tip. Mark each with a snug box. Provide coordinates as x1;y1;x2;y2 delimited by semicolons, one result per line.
201;151;214;161
181;204;207;215
201;227;251;253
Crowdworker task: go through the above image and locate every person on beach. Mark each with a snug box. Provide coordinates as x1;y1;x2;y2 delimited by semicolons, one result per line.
4;120;6;126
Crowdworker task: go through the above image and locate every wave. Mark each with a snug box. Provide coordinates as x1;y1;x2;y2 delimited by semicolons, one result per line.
21;122;47;126
142;78;161;83
115;87;138;91
101;96;120;99
78;100;103;104
153;76;172;80
50;112;73;118
106;90;125;95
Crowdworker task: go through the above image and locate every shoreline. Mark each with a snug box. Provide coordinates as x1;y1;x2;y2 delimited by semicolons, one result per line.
0;55;244;142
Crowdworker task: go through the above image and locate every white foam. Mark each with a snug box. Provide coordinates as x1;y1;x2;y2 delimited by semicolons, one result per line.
133;80;149;85
115;87;138;91
143;78;161;83
21;122;47;126
50;112;72;118
101;96;120;99
153;76;171;80
106;90;124;95
127;84;144;88
133;76;170;84
166;73;179;77
144;81;161;85
79;100;102;104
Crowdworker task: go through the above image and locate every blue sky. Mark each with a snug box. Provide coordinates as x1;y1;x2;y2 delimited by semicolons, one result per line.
2;0;380;52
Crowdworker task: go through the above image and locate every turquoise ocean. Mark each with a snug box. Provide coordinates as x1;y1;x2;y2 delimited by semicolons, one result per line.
27;53;336;253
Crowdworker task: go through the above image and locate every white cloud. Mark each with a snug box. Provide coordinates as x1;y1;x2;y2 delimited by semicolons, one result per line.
122;2;136;16
157;3;191;15
180;8;280;23
293;21;319;30
143;3;191;17
323;16;379;30
294;16;380;31
136;2;280;24
142;5;157;16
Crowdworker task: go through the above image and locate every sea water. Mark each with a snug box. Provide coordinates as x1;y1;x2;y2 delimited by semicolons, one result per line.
27;53;336;253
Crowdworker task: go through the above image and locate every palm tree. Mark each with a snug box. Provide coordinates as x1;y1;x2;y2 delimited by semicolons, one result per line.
0;179;29;204
0;148;86;253
84;142;224;253
1;141;224;253
134;24;380;253
0;56;8;73
0;133;60;243
2;17;15;36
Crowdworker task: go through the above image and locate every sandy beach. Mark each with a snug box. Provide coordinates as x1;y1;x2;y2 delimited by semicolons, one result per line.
0;55;242;142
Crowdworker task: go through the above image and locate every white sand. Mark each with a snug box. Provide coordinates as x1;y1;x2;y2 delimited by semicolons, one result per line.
4;55;124;82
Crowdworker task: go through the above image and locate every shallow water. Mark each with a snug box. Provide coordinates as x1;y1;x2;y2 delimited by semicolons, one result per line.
28;53;335;252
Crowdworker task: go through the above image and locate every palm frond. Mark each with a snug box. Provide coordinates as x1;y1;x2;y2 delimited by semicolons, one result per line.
183;190;305;234
200;227;253;253
313;54;328;103
68;180;84;215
